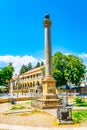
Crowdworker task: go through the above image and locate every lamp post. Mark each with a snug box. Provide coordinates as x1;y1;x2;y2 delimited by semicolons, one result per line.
10;82;13;97
22;85;23;95
16;85;18;97
26;85;28;95
16;75;19;98
21;80;23;95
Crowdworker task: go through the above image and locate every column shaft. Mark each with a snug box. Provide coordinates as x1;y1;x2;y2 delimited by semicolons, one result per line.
45;27;52;76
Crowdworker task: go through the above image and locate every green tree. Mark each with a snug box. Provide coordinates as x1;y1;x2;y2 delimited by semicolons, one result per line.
19;65;28;74
41;61;44;66
52;52;86;87
34;61;41;68
0;63;14;86
19;63;33;74
34;61;44;68
27;62;32;71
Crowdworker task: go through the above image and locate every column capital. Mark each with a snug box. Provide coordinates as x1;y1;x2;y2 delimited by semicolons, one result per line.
43;14;51;28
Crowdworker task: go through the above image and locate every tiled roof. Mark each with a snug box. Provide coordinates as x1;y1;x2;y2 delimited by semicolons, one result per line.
11;66;45;81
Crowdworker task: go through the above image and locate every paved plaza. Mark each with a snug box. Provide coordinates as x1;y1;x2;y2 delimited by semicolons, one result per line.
0;100;87;130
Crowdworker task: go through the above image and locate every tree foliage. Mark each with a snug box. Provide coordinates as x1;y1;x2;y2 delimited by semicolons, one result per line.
19;62;33;75
34;61;44;68
27;63;32;70
52;52;86;87
0;63;14;86
41;61;44;66
34;62;41;68
19;65;27;74
19;61;44;74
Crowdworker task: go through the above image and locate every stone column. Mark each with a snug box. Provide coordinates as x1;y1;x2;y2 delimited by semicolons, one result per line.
32;14;61;109
43;14;56;95
44;14;52;76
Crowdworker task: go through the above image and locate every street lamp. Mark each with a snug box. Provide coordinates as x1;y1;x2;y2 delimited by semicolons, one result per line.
16;75;19;98
21;80;23;95
16;85;18;97
10;82;13;97
22;85;23;95
26;85;28;95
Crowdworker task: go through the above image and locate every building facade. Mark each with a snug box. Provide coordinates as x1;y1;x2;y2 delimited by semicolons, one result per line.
10;65;87;94
10;66;45;94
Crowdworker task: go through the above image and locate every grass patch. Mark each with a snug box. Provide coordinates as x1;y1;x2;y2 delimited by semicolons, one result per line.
19;109;52;117
19;109;41;116
10;105;26;110
74;96;87;107
72;110;87;123
32;109;41;113
25;101;31;105
19;113;30;116
74;102;87;107
74;96;83;104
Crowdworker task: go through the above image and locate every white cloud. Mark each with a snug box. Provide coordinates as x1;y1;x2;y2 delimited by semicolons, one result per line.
79;53;87;58
78;53;87;68
0;55;41;75
0;53;86;77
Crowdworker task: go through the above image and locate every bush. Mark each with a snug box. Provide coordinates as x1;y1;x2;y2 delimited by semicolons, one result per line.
10;105;26;110
74;96;87;107
0;87;7;93
74;96;83;104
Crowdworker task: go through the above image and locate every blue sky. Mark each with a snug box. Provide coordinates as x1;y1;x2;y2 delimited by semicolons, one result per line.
0;0;87;74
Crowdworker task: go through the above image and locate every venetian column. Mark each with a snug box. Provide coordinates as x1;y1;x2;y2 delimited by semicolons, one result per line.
43;14;56;95
44;14;52;77
34;14;61;109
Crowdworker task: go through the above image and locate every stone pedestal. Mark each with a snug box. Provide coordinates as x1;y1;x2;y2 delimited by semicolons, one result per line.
43;76;56;95
34;76;62;109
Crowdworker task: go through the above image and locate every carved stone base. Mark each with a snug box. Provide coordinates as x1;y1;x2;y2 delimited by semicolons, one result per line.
42;75;56;95
32;76;62;109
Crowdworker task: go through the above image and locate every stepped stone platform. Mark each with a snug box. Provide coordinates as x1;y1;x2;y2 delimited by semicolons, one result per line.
32;93;62;109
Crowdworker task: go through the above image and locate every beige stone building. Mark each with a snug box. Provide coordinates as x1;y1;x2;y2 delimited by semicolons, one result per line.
10;66;45;94
10;65;87;95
